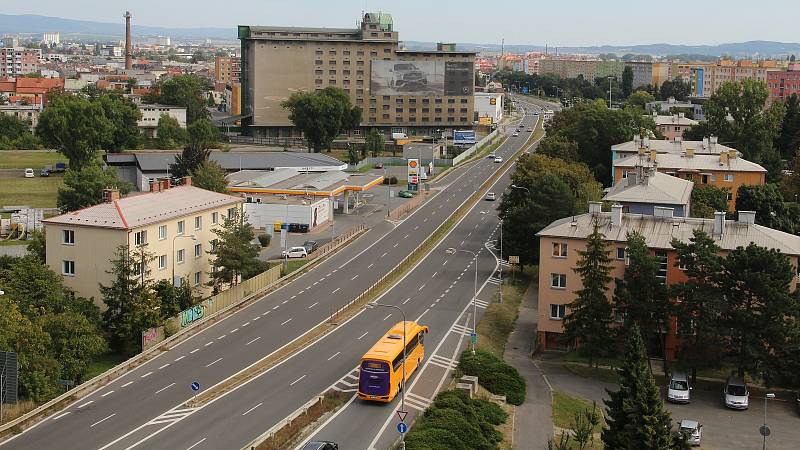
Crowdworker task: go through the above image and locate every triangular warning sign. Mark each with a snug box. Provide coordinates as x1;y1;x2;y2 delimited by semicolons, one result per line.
396;410;408;422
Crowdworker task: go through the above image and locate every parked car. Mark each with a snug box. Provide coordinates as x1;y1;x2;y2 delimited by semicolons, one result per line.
40;166;51;177
301;441;338;450
667;371;691;404
24;168;34;178
485;192;496;201
303;240;319;253
723;375;749;410
677;420;703;446
281;246;308;259
494;156;503;163
398;190;414;198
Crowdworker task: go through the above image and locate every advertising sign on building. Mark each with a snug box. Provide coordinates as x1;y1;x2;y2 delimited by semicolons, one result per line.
453;130;476;145
371;60;473;96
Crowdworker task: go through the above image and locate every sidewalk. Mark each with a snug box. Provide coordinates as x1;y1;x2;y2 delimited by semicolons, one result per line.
504;281;553;449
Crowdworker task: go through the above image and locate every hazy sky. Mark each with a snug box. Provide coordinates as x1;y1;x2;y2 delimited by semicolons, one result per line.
2;0;799;46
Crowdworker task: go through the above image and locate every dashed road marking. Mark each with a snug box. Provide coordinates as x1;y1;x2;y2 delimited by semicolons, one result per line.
383;313;392;321
246;336;261;346
351;275;359;281
328;351;341;361
190;348;200;354
155;382;175;394
141;371;153;378
159;363;170;369
175;356;186;362
281;318;293;326
332;288;340;294
290;375;306;386
357;331;369;340
77;400;93;409
90;413;116;428
206;357;223;367
308;301;319;309
242;402;263;416
121;381;134;388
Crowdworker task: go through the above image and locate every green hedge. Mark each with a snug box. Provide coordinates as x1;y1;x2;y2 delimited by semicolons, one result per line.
257;233;271;247
405;390;507;450
458;350;526;405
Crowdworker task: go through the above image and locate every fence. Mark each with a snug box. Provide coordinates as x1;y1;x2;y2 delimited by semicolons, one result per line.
452;130;499;166
226;135;307;148
307;224;365;260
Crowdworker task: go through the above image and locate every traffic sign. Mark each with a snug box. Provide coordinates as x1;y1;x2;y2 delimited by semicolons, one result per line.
470;332;477;344
191;381;200;392
397;422;408;434
396;410;408;422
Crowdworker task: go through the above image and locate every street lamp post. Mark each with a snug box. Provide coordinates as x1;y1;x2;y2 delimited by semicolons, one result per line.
762;392;775;450
446;248;478;353
608;76;613;109
172;234;196;286
366;302;407;449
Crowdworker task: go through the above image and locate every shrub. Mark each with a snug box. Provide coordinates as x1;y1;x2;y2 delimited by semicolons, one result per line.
458;350;526;405
257;233;271;247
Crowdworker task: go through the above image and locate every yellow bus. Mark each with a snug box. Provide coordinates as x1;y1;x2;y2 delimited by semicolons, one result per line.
358;321;429;403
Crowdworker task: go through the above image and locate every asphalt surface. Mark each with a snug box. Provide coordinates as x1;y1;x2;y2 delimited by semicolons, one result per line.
1;102;540;450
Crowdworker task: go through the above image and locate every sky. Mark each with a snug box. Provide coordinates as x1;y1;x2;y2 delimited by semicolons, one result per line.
2;0;799;46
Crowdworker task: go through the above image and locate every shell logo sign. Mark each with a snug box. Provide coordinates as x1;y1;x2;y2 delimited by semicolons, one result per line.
407;158;419;185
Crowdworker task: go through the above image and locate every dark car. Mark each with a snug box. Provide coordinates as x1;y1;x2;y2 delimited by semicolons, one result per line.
398;190;414;198
40;166;51;177
303;240;319;253
301;441;338;450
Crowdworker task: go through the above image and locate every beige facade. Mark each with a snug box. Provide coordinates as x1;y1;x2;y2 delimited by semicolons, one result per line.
538;58;598;81
43;183;243;304
239;13;476;137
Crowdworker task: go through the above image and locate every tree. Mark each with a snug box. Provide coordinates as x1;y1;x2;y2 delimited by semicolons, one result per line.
670;231;725;384
690;185;729;218
658;77;692;101
171;118;219;178
93;90;142;151
626;91;656;110
27;228;46;261
613;232;671;367
191;160;228;193
153;279;198;318
347;144;359;165
36;312;107;383
718;243;799;378
145;74;211;124
155;114;187;149
777;93;800;160
57;164;133;213
281;87;361;152
499;172;576;266
537;135;580;161
101;245;163;355
36;94;113;170
511;154;603;213
0;113;33;142
735;184;800;234
208;210;264;290
562;223;614;367
602;325;673;450
621;66;634;98
365;128;385;157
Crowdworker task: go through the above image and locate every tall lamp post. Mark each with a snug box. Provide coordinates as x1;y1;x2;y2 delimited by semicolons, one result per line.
762;392;775;450
366;302;407;449
446;247;478;353
607;75;614;109
172;234;196;286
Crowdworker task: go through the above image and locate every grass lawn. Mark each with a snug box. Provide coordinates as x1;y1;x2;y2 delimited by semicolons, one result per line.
475;266;535;356
0;150;65;169
279;259;309;277
0;239;28;247
0;176;63;208
552;390;605;450
84;352;129;381
563;362;621;385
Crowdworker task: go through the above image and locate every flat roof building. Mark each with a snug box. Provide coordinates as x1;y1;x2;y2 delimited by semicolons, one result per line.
238;12;476;138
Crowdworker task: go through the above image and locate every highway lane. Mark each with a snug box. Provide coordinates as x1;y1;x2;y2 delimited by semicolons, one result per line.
0;111;536;450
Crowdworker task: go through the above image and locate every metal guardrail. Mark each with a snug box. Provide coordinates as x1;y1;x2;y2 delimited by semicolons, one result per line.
242;394;326;449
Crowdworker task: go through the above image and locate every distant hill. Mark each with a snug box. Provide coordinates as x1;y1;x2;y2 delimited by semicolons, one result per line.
2;14;800;58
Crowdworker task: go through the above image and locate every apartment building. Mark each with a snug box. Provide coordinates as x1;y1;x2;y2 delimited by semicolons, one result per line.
538;58;598;80
624;61;654;88
672;60;772;98
137;104;187;138
536;205;800;356
652;113;698;140
602;168;693;217
611;136;732;175
0;47;41;77
595;60;624;79
766;63;800;104
43;181;243;304
214;56;241;84
238;12;476;138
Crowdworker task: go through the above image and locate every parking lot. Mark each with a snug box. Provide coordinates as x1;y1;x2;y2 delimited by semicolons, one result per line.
538;357;800;449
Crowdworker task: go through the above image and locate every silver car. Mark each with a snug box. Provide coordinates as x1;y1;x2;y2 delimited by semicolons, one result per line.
724;375;749;410
677;420;703;446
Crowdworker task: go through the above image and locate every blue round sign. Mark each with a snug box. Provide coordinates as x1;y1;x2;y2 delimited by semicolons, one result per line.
397;422;408;434
191;381;200;391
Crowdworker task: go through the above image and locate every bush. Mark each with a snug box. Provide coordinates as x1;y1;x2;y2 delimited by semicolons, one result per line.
458;350;526;405
257;233;271;247
383;175;399;185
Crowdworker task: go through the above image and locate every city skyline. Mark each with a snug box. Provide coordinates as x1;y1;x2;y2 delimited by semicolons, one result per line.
1;0;799;46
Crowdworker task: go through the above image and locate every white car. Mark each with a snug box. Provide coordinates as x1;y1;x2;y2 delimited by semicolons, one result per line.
487;153;496;159
485;192;496;201
724;376;749;410
24;168;35;178
677;420;703;446
667;372;691;404
494;156;503;163
512;132;519;137
281;246;308;259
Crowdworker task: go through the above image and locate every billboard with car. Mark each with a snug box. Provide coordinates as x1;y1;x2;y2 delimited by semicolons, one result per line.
371;60;473;96
453;130;476;145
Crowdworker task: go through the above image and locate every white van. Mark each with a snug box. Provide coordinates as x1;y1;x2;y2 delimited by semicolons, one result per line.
667;371;691;403
391;132;408;140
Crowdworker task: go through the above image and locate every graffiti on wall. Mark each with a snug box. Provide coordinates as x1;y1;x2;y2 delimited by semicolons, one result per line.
180;304;206;328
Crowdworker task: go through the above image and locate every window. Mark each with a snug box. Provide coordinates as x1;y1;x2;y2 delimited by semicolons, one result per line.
210;239;218;252
62;260;75;276
228;207;237;219
616;247;626;260
158;255;167;269
552;242;568;257
329;69;336;75
194;271;202;286
134;230;147;246
551;273;567;289
211;212;219;224
195;243;202;258
724;174;734;182
177;221;185;235
550;304;566;320
62;229;75;245
655;250;668;283
133;261;144;276
176;249;185;264
194;216;202;230
726;191;733;201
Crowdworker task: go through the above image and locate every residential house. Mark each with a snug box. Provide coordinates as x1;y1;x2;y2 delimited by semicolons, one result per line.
602;168;693;217
652;113;698;140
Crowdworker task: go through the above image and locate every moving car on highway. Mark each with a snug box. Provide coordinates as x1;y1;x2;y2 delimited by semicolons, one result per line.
398;190;414;198
494;156;503;163
485;192;496;201
358;321;429;402
301;441;338;450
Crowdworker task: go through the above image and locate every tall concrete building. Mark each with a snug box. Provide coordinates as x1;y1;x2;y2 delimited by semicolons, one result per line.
0;48;41;77
214;56;241;84
238;13;476;138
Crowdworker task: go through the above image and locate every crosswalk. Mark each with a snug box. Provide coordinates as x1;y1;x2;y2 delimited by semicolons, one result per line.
474;298;489;308
145;406;198;426
402;392;432;411
331;367;360;393
487;276;502;285
450;324;473;337
428;354;459;371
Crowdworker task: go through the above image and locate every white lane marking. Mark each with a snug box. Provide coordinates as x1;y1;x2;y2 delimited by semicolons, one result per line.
381;252;388;257
155;382;175;394
141;371;153;378
298;290;305;294
243;321;250;327
332;288;340;294
90;413;116;428
175;356;186;362
282;300;288;304
281;318;293;326
308;301;319;309
246;336;261;346
159;363;170;369
393;243;399;248
443;259;448;266
206;357;223;367
272;305;280;310
319;278;325;282
332;269;337;273
416;308;431;322
418;283;426;291
204;342;213;347
253;316;260;321
291;295;296;299
186;438;207;450
77;400;94;409
431;271;438;278
367;263;374;269
52;412;70;420
423;218;428;222
217;335;225;340
402;297;411;305
327;272;333;277
460;240;465;246
328;351;341;361
190;348;200;354
357;331;369;340
242;402;263;416
413;225;419;230
351;274;359;281
290;375;307;386
403;234;409;239
231;328;239;333
383;313;392;321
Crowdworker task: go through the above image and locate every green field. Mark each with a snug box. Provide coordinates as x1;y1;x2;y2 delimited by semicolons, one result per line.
0;151;66;170
0;176;63;208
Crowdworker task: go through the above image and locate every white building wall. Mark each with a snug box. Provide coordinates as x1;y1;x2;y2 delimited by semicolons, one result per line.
473;93;503;123
243;198;330;230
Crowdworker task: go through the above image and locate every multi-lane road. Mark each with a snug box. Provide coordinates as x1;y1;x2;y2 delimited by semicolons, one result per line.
0;98;542;450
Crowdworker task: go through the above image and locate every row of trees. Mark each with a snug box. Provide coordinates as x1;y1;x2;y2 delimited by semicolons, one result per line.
0;114;41;149
564;225;800;386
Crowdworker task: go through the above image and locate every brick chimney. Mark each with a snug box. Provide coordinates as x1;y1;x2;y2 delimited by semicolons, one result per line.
104;188;120;203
